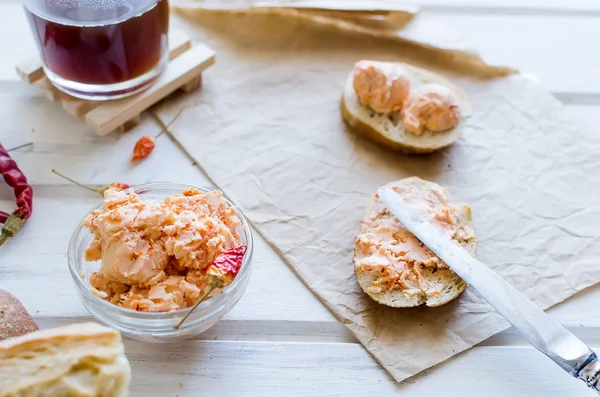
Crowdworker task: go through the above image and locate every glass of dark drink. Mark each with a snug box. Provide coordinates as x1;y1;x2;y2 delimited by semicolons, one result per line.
22;0;170;100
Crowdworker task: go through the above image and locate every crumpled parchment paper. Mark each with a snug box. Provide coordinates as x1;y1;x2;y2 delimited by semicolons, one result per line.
158;3;600;382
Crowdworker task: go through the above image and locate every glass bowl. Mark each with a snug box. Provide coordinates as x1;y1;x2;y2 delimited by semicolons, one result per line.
68;182;253;343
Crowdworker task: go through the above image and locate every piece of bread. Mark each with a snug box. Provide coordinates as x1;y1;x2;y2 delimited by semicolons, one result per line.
341;62;472;154
0;322;131;397
353;177;476;308
0;290;38;341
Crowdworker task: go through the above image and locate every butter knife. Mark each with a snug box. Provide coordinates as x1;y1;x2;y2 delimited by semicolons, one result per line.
378;186;600;393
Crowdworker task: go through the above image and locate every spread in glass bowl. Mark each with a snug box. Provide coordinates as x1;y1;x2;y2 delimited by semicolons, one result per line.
84;187;245;312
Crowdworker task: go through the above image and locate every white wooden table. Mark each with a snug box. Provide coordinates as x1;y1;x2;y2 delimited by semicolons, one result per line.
1;1;600;395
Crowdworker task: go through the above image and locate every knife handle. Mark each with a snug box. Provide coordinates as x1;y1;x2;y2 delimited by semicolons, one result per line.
578;354;600;392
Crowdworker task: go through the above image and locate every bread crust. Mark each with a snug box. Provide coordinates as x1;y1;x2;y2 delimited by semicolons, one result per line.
341;95;445;154
0;290;38;341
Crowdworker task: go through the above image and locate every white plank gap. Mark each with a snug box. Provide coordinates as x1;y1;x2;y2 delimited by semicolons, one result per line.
31;313;600;347
36;317;355;343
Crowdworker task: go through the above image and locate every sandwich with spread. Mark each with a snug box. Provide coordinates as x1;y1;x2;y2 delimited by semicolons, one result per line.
341;60;472;153
353;177;476;307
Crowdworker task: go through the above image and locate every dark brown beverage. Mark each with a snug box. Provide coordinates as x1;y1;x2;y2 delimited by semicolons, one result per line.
23;0;169;98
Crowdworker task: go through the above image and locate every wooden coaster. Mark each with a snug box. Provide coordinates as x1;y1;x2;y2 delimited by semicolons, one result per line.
16;30;215;136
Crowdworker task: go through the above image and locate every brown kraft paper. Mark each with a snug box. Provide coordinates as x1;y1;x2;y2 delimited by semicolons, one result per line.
158;3;600;382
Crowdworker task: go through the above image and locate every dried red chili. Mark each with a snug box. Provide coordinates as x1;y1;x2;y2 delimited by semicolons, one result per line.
104;183;131;193
175;245;247;329
0;144;33;247
206;245;247;286
107;183;131;190
131;136;156;162
130;108;185;164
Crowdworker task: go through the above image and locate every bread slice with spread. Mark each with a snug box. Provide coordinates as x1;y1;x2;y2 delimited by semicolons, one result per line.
354;177;476;307
341;60;472;154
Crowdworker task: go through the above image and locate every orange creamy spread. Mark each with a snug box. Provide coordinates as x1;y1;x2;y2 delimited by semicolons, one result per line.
401;84;460;136
354;178;473;296
353;60;411;114
84;187;241;312
352;60;461;135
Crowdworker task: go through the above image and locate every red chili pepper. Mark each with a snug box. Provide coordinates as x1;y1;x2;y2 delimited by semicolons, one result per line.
206;245;247;287
174;245;248;329
0;144;33;247
131;136;156;162
107;183;131;190
103;183;131;193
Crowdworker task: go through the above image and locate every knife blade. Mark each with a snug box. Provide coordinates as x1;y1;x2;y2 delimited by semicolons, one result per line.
378;186;600;393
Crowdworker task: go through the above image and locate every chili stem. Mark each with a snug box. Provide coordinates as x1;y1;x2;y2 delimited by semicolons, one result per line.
150;106;186;139
0;214;26;247
6;142;33;152
51;169;101;194
174;284;216;330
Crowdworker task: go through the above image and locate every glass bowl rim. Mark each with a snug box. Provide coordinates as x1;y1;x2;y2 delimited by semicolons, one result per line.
67;181;254;320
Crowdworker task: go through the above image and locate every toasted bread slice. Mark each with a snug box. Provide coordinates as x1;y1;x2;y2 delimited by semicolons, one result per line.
341;62;472;154
0;322;130;397
354;177;476;308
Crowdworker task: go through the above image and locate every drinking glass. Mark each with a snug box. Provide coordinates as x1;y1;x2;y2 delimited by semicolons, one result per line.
22;0;170;100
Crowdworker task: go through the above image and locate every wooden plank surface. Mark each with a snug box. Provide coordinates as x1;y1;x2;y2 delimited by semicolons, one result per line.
122;343;600;396
1;0;600;396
